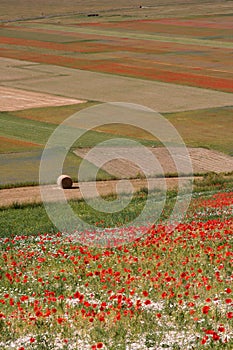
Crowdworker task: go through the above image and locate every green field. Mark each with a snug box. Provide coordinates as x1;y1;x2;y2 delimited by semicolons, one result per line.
0;105;160;185
1;172;233;236
166;106;233;156
12;22;233;49
1;103;233;185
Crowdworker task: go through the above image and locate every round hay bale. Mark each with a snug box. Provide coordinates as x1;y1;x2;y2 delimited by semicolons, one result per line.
57;175;73;189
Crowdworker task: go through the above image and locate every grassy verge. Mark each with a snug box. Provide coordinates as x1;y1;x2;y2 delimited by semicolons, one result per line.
1;172;233;238
0;188;166;238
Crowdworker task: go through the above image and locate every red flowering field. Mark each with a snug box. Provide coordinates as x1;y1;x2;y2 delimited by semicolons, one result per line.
0;14;232;92
0;190;232;349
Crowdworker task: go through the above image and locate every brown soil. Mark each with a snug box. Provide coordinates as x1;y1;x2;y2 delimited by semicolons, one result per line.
0;86;85;111
0;177;194;207
74;147;233;178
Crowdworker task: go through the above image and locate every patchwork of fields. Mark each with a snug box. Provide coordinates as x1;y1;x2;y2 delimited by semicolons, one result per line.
1;58;233;113
1;13;233;92
0;103;233;185
0;3;233;349
0;5;232;188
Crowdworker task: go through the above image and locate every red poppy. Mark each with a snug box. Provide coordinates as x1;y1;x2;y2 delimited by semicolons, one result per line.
201;336;208;344
202;306;210;314
218;326;225;332
212;333;220;341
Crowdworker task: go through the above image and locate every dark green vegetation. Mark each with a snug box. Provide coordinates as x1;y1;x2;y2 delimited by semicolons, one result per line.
0;189;163;237
193;171;233;191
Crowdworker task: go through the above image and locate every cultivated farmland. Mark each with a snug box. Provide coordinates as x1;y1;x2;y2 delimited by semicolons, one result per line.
0;1;233;349
1;58;233;113
1;13;233;92
0;86;85;111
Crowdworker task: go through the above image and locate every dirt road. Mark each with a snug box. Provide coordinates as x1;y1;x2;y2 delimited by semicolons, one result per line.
0;177;195;207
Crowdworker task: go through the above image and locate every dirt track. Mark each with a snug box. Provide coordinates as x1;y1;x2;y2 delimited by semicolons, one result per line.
0;177;195;207
1;145;233;207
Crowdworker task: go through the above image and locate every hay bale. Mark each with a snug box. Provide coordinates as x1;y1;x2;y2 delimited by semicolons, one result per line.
57;175;73;189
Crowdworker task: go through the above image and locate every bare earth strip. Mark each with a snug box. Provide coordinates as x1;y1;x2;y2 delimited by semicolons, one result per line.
0;86;86;111
1;58;233;113
74;147;233;177
1;0;233;22
0;177;195;207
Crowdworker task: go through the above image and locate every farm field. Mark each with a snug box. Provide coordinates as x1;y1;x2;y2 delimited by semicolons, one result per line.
1;0;232;22
0;1;233;349
7;103;233;155
0;189;232;349
1;58;233;113
74;146;233;178
1;103;233;186
0;177;196;208
1;12;233;92
0;86;85;112
0;111;134;185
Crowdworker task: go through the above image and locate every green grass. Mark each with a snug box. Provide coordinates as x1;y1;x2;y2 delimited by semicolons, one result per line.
0;112;54;145
0;150;113;185
0;188;164;237
12;102;99;124
193;171;233;192
165;106;233;156
0;150;44;184
18;22;233;49
1;104;233;186
1;174;233;238
0;109;158;185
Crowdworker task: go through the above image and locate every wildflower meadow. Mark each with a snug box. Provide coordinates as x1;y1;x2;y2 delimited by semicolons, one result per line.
0;191;232;349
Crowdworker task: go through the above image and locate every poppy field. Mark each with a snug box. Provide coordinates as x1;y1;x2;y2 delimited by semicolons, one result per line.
0;2;232;348
0;190;232;349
